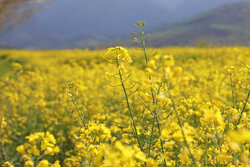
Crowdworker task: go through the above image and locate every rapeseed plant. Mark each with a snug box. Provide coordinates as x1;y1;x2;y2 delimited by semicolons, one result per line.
0;22;249;166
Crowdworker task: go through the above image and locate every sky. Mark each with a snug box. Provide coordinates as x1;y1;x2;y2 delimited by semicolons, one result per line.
0;0;250;48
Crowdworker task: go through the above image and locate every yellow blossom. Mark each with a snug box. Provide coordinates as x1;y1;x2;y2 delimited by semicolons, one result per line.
24;160;34;167
37;160;49;167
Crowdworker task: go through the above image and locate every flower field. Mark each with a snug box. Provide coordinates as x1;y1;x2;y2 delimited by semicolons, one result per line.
0;45;249;167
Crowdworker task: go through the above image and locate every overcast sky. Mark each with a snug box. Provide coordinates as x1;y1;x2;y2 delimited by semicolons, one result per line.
1;0;250;48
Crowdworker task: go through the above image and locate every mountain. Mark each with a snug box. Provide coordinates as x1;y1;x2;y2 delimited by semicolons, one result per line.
148;2;250;46
0;0;250;48
0;0;170;49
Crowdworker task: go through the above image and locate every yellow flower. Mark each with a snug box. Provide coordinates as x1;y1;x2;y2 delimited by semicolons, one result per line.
135;151;146;162
37;160;49;167
104;46;132;64
3;161;14;167
51;160;61;167
172;130;184;142
148;60;156;70
25;132;43;145
163;55;175;67
29;145;40;156
146;158;158;167
218;153;233;164
24;160;34;167
164;140;175;149
229;129;250;143
45;131;56;145
132;38;138;43
16;145;26;154
11;62;23;72
161;128;170;139
137;21;145;26
179;76;191;85
173;66;183;77
118;63;127;73
44;147;53;155
178;147;190;162
53;146;60;154
203;107;225;127
228;140;240;152
1;117;7;129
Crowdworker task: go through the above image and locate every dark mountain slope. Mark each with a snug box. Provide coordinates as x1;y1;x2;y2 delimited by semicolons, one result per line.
1;0;250;48
149;2;250;46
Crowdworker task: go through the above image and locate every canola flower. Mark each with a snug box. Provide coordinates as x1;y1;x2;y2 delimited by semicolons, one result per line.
0;23;249;166
15;131;60;166
104;46;132;64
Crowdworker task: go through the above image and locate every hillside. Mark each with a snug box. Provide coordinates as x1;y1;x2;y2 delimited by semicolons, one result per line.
0;0;249;48
0;0;171;49
148;2;250;46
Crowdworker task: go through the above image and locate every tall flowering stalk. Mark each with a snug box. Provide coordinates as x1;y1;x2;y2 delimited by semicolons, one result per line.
104;46;143;151
133;21;167;166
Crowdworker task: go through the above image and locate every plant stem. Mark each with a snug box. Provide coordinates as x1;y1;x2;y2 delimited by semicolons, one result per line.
236;90;250;128
148;85;165;155
117;61;143;151
139;26;148;64
169;92;197;167
139;25;166;166
148;114;155;156
230;75;237;109
72;96;85;127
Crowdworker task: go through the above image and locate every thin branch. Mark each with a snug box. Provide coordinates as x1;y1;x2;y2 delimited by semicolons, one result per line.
236;90;250;128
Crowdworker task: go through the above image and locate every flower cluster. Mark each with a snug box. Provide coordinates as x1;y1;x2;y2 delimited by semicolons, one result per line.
0;45;249;166
16;132;60;167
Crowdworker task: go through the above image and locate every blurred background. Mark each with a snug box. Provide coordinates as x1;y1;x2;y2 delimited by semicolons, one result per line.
0;0;250;49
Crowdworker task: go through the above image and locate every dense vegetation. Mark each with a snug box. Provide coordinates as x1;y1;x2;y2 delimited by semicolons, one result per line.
0;22;249;167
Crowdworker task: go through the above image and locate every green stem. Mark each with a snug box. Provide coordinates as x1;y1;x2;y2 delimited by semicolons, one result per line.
117;61;143;151
169;93;197;167
148;114;155;156
139;25;166;166
236;90;250;128
230;75;237;109
148;85;165;155
72;96;85;127
139;26;148;64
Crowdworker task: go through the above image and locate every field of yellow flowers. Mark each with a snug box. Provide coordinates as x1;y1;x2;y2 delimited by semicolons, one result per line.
0;45;249;167
0;21;250;167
